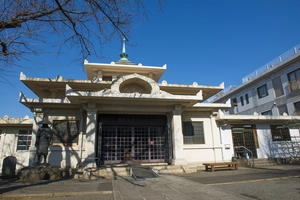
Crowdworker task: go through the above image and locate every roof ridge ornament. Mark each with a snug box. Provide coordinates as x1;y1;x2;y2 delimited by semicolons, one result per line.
120;37;128;60
115;38;135;65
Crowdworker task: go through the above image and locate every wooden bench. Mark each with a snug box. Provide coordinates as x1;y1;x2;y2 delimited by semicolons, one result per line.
202;162;239;172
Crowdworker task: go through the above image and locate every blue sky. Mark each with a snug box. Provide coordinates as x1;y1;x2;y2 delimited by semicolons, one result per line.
1;0;300;118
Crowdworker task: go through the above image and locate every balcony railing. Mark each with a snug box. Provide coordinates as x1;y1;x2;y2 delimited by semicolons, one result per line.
242;44;300;83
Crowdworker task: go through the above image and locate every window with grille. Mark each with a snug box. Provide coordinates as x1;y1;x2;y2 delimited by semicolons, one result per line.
287;68;300;92
182;122;205;144
270;125;291;141
272;76;284;97
257;84;268;98
17;130;32;150
277;104;288;115
52;120;80;146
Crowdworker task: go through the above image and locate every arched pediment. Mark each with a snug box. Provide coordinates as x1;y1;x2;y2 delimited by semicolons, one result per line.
111;73;160;94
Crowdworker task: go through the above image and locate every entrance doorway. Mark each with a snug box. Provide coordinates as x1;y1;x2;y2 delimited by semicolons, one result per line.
231;124;258;158
97;115;170;165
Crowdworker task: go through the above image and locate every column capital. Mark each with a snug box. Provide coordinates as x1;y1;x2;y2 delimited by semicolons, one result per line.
171;104;182;116
174;104;182;111
86;108;97;114
87;102;96;109
82;103;97;113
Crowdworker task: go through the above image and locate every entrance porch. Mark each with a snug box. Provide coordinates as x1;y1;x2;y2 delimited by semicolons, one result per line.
97;114;172;166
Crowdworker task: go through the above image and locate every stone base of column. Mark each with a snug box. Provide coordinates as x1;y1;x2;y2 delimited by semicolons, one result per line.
172;158;188;165
81;158;97;168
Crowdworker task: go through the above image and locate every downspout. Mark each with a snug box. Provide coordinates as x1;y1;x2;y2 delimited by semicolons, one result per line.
210;115;216;162
218;124;224;161
78;114;84;168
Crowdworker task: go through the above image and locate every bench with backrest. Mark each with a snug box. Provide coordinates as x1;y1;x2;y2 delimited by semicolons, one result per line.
202;162;239;172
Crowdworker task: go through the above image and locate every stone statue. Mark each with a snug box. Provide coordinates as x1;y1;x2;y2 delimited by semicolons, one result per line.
35;121;53;164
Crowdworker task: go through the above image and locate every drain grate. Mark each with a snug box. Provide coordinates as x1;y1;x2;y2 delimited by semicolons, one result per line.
131;166;159;181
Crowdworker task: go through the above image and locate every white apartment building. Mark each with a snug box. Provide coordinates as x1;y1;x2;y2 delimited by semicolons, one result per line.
209;44;300;161
209;44;300;117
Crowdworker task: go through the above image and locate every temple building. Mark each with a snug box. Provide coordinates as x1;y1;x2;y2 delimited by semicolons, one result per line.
1;40;299;174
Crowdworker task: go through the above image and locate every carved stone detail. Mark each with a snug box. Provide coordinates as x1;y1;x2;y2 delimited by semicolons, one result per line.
120;83;147;94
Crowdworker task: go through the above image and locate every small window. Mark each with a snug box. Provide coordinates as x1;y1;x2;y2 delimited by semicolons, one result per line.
262;110;272;116
287;68;300;92
53;120;80;146
270;125;291;141
182;122;205;144
240;96;244;106
232;98;237;107
294;101;300;115
17;130;32;150
272;76;284;97
245;94;249;104
102;76;112;81
257;84;268;98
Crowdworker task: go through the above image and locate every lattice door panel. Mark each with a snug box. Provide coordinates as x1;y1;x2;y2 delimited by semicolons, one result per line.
149;127;164;160
101;126;117;162
101;126;165;163
116;127;132;161
134;127;150;160
243;131;257;158
232;130;257;158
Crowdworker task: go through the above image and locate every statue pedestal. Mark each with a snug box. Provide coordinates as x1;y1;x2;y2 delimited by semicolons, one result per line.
17;163;61;181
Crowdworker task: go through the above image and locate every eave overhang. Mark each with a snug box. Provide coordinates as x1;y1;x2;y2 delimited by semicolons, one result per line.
65;84;203;107
214;109;300;123
160;82;224;101
20;72;111;98
0;115;33;127
84;61;166;82
20;72;224;102
19;92;75;109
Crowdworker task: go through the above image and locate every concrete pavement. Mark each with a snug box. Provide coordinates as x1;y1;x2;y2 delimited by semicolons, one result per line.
0;175;252;200
0;165;299;200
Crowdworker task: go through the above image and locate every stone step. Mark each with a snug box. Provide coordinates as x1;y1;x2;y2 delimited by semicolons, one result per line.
157;168;184;174
238;158;280;168
72;163;206;179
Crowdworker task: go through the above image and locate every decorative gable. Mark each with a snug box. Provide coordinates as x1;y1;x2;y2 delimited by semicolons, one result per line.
111;73;160;95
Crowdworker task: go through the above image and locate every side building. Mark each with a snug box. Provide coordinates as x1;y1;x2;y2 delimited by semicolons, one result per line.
210;44;300;161
209;44;300;116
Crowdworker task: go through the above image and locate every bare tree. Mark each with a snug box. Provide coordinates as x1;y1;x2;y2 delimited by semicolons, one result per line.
0;0;166;83
277;111;300;129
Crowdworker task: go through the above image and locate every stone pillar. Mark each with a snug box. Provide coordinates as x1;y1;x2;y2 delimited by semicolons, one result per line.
82;104;97;168
28;112;44;165
171;105;187;165
97;70;103;81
